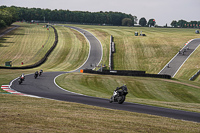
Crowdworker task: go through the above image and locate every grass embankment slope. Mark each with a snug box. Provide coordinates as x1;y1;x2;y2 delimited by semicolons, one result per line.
75;25;200;80
0;22;88;86
0;23;54;66
1;94;200;133
1;23;200;132
56;25;200;111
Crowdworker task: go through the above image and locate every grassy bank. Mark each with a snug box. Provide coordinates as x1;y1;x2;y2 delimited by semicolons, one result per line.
0;23;89;89
71;25;200;81
56;73;200;113
1;23;200;132
0;23;54;66
39;25;89;71
1;94;200;133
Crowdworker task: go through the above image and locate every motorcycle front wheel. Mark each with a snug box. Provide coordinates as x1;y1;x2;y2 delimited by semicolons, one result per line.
109;96;114;103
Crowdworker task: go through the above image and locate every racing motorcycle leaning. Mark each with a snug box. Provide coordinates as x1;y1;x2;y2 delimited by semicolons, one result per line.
18;77;23;84
34;71;39;79
109;85;128;104
18;74;25;85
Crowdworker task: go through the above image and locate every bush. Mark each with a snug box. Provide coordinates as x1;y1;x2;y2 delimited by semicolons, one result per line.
0;20;6;28
122;18;132;26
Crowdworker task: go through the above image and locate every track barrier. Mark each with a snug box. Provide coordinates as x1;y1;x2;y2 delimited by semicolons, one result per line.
81;69;171;79
189;70;200;81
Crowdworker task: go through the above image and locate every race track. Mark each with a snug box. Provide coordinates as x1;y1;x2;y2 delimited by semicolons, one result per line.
159;39;200;77
10;26;200;123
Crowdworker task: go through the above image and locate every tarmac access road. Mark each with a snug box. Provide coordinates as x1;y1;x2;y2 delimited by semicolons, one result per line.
0;25;19;38
159;38;200;77
10;26;200;123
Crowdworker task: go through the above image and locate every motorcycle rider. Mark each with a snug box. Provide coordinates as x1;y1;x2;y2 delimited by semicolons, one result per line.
20;73;25;81
39;69;43;76
35;71;39;77
113;84;128;98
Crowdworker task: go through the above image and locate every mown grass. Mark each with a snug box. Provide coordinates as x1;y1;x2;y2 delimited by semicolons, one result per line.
1;23;200;132
56;73;200;113
71;25;200;80
0;23;54;66
38;25;89;71
1;94;200;133
0;23;89;90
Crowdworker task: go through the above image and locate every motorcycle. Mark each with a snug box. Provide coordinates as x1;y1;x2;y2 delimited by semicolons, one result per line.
109;88;128;104
18;75;25;85
34;72;38;79
39;70;43;76
18;77;23;84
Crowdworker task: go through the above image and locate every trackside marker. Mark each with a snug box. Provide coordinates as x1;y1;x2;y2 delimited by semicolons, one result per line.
1;85;40;98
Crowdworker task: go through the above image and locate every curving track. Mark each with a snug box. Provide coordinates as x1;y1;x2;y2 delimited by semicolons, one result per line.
159;39;200;77
10;26;200;123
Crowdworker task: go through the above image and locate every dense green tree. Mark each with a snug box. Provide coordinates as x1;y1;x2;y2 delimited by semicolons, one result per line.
171;20;177;27
0;9;13;27
171;20;200;28
147;19;156;27
177;19;187;28
122;18;132;26
139;17;147;26
0;6;135;27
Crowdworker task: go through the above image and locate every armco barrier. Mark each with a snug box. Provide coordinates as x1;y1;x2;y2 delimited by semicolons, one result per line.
81;69;171;79
0;26;58;69
189;70;200;81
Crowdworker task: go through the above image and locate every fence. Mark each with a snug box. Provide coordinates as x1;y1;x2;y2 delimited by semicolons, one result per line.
189;70;200;81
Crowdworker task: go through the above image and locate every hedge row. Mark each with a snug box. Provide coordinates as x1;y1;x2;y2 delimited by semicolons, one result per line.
0;26;58;69
82;69;171;79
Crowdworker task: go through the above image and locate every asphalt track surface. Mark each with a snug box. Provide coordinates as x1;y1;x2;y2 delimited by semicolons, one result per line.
159;38;200;77
10;26;200;123
0;25;19;38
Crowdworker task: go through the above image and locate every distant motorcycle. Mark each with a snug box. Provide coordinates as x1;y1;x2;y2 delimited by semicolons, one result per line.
39;69;43;76
34;71;39;79
109;86;128;104
18;77;23;84
18;74;25;85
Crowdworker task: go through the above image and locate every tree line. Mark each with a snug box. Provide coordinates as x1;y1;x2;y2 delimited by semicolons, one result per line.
138;17;156;27
171;20;200;28
0;6;18;28
1;5;199;28
0;5;137;28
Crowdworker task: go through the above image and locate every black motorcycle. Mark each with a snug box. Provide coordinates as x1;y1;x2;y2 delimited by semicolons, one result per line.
109;88;128;104
18;78;23;84
34;71;38;79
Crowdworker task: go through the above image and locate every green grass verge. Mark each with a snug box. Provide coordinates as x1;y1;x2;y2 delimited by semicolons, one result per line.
56;73;200;113
1;94;200;133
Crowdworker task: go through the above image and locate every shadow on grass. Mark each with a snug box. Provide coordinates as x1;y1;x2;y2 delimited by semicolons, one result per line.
0;44;9;47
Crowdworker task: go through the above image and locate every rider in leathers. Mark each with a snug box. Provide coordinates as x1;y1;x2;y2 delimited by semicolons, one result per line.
115;84;127;92
113;84;128;98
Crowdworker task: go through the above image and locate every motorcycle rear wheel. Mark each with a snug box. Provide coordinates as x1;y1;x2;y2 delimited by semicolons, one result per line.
118;95;125;104
18;80;22;85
